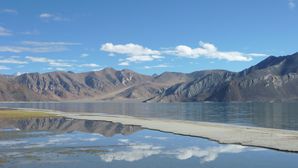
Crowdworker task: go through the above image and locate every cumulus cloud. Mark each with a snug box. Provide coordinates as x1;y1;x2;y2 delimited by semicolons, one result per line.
101;43;160;56
172;42;252;61
101;42;266;65
289;0;296;9
101;43;163;65
0;26;12;36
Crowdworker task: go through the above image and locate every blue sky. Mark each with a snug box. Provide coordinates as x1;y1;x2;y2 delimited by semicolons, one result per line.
0;0;297;75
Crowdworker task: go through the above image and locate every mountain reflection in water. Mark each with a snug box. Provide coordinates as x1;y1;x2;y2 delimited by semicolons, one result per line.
0;117;142;137
0;117;297;168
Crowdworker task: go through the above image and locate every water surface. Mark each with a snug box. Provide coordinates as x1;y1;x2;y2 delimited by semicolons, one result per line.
0;102;298;130
0;117;297;168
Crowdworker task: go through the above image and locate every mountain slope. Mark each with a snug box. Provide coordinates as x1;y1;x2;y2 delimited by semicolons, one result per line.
1;53;298;102
207;52;298;101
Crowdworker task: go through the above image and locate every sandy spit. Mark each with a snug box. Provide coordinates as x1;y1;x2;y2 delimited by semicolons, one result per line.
8;108;298;152
34;110;298;153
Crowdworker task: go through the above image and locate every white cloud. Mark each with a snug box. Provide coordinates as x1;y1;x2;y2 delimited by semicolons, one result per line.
101;42;266;64
0;58;28;64
26;56;101;71
79;63;100;68
144;64;169;69
80;53;89;58
101;43;162;65
172;42;252;61
55;67;67;71
0;9;18;14
289;0;296;9
0;46;31;53
79;138;98;142
0;65;10;70
118;139;129;143
118;61;130;66
15;72;27;76
21;30;40;35
0;41;80;53
40;13;53;18
100;143;163;162
100;139;264;163
144;135;168;140
92;68;103;71
125;55;155;62
174;145;246;163
39;13;66;21
26;56;72;67
0;140;26;146
101;43;160;56
0;26;12;36
247;53;268;57
0;46;67;53
0;66;10;70
23;137;72;149
22;41;81;46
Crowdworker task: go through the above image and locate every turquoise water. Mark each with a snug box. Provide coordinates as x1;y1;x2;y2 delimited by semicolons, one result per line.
1;102;298;130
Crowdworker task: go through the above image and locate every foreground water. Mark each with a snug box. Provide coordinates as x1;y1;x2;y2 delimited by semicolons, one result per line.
0;102;298;130
0;117;297;168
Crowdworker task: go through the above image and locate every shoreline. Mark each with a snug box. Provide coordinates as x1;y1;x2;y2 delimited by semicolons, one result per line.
48;110;298;153
2;107;298;153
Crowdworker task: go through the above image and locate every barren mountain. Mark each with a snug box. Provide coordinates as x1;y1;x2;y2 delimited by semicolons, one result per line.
0;53;298;102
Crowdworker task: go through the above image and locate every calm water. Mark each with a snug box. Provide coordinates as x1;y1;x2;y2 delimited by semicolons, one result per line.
0;102;298;130
0;117;297;168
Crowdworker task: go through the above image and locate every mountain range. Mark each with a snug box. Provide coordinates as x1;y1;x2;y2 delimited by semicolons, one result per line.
1;52;298;102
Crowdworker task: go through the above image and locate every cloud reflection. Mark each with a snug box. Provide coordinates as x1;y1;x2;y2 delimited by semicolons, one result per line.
174;145;246;162
100;143;163;162
99;138;262;163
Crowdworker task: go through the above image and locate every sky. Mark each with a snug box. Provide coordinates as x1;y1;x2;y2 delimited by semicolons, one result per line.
0;0;297;75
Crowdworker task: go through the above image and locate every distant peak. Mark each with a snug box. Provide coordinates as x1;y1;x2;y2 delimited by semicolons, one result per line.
101;67;117;72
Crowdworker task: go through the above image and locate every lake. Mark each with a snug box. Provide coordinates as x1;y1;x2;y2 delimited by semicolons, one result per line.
0;102;298;130
0;116;297;168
